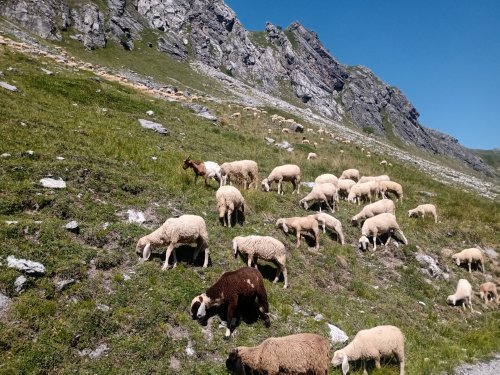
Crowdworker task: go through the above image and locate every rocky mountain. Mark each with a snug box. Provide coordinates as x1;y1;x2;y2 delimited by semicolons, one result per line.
0;0;492;175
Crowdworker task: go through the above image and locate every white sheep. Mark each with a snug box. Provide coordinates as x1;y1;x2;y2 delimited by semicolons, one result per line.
379;180;404;203
351;199;396;226
358;213;408;251
315;173;338;187
261;164;301;195
232;235;288;288
358;175;390;184
347;182;377;205
227;333;330;375
220;160;259;189
408;204;437;223
307;152;318;160
479;282;498;304
311;213;345;245
135;214;209;271
276;216;320;251
339;168;360;182
332;325;405;375
447;278;473;311
300;182;338;212
216;185;245;228
337;179;356;200
451;247;485;273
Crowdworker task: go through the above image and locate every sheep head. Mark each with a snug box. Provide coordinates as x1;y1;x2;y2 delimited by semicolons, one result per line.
276;219;288;233
226;349;246;375
261;178;270;192
358;235;370;250
191;293;210;320
331;350;350;375
408;209;416;217
350;215;359;226
136;238;152;260
451;254;461;266
182;156;191;170
299;199;309;210
447;295;456;306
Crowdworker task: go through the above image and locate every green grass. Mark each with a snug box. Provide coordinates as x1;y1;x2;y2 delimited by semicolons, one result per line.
284;29;299;50
0;48;499;375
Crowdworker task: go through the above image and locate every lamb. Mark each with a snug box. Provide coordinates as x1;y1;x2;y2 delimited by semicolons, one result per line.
216;185;245;228
191;267;270;339
337;178;356;200
315;173;338;187
451;247;485;273
276;216;320;251
408;204;437;223
232;235;288;288
358;175;390;184
311;213;345;245
339;168;360;182
379;181;404;203
332;325;405;375
351;199;396;226
182;157;221;186
261;164;301;195
358;213;408;251
347;181;378;205
227;333;330;375
220;160;259;189
479;282;498;304
135;214;209;271
447;278;473;311
300;182;338;212
307;152;318;160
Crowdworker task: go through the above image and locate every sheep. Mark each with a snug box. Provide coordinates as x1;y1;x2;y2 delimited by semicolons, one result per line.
281;128;290;133
339;168;360;182
451;247;485;273
379;181;404;203
301;137;310;145
347;181;378;205
358;213;408;251
191;267;270;339
182;157;221;186
337;178;356;200
358;175;390;184
216;185;245;228
311;213;345;245
232;235;288;288
380;160;388;165
230;112;241;119
135;214;209;271
447;278;473;311
351;199;396;226
300;182;338;212
332;325;405;375
307;152;318;160
220;160;259;189
261;164;301;195
315;173;338;187
276;216;320;251
479;282;498;304
227;333;330;375
408;204;437;223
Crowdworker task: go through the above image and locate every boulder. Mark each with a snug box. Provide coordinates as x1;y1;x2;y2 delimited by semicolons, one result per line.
138;119;169;135
7;255;46;275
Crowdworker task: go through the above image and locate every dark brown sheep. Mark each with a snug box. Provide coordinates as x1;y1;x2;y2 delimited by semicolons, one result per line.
190;267;270;339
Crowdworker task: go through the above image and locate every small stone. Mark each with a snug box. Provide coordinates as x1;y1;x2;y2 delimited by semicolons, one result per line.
185;341;196;356
265;137;275;144
127;209;146;224
56;156;65;160
314;313;324;321
7;255;46;275
1;153;11;157
138;119;169;135
101;108;108;112
0;292;12;317
65;221;79;233
56;278;75;291
14;275;28;295
41;68;53;75
123;274;131;281
418;301;426;306
146;110;154;116
327;323;348;343
0;81;18;91
151;156;157;160
102;222;109;229
26;150;34;155
5;221;18;225
97;304;111;312
78;343;108;359
40;178;66;189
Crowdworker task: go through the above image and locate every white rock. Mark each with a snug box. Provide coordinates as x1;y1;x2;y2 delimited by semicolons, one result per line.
1;153;11;157
127;209;146;224
138;119;168;135
0;81;18;91
79;343;108;359
418;301;426;306
5;221;18;225
40;178;66;188
314;313;324;321
0;292;12;317
185;341;196;356
146;110;154;116
26;150;34;155
123;274;131;281
7;255;46;275
327;323;348;343
97;304;111;312
56;156;65;160
151;156;157;160
41;68;53;75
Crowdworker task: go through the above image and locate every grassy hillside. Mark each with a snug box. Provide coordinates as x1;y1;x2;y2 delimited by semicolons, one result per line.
471;149;500;175
0;48;499;375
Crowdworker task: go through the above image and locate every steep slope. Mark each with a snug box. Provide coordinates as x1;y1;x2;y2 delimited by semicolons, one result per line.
0;0;493;175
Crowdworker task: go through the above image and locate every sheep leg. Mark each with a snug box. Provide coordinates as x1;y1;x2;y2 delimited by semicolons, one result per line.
336;226;345;245
227;208;233;228
162;244;176;271
313;227;320;251
281;266;288;289
273;265;281;284
468;261;472;273
172;249;178;268
397;229;408;245
385;233;392;246
277;179;282;195
322;222;326;234
372;233;377;251
224;299;237;340
375;357;381;368
256;289;270;327
247;256;253;268
253;257;258;268
362;361;368;375
198;238;209;268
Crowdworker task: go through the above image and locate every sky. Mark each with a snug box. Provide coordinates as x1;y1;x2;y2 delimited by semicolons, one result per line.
225;0;500;150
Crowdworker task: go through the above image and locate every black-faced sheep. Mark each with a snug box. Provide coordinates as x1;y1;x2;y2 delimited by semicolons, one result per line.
408;204;437;223
276;216;320;251
451;247;485;273
216;185;245;228
135;214;209;271
232;235;288;288
447;278;473;311
262;164;301;195
227;333;330;375
191;267;270;339
358;213;408;251
332;325;405;375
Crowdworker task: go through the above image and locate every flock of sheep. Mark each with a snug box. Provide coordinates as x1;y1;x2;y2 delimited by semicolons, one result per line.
134;152;497;374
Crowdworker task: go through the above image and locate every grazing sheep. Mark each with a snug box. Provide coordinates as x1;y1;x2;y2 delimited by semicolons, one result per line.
332;325;405;375
216;185;245;228
447;279;473;311
358;213;408;251
337;179;356;200
230;112;241;119
408;204;437;223
379;181;404;203
351;199;396;226
479;282;498;304
136;215;209;271
451;248;485;273
380;160;388;165
339;168;360;182
311;213;345;245
307;152;318;160
220;160;259;189
276;216;320;251
182;157;221;186
300;182;338;212
191;267;270;339
232;235;288;288
262;164;301;195
227;333;330;375
301;137;310;145
282;128;290;133
347;182;378;205
315;173;338;187
358;175;390;184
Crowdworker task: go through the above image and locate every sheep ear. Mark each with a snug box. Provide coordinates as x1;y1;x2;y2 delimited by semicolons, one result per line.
342;355;349;375
143;243;152;260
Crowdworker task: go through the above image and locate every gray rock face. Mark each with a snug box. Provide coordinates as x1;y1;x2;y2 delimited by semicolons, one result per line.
0;292;11;317
138;119;169;135
184;104;217;121
71;4;106;50
327;323;348;343
7;255;46;275
416;253;448;280
14;275;28;294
